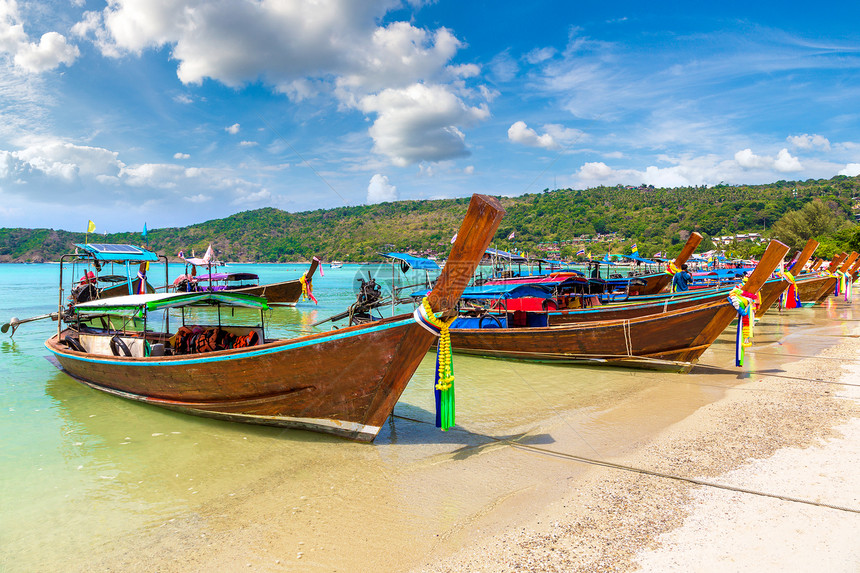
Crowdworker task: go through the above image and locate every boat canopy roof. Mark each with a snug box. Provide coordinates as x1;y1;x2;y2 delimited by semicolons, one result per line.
412;283;554;300
620;254;658;264
73;291;270;315
485;248;528;263
74;243;160;263
381;252;440;271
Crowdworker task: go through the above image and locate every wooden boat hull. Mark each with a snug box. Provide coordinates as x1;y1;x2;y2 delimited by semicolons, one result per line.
796;275;832;302
450;300;739;371
814;276;838;302
47;317;432;441
230;279;304;305
752;278;791;317
548;290;731;325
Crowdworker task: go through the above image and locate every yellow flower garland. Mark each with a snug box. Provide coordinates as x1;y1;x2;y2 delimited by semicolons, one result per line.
419;297;456;391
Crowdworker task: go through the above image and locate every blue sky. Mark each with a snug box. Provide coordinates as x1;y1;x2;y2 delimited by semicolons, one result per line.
1;0;859;233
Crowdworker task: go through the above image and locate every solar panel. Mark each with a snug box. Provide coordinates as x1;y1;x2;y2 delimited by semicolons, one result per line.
87;244;143;254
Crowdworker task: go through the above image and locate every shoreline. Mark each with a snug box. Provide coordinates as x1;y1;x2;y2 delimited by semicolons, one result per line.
414;315;860;572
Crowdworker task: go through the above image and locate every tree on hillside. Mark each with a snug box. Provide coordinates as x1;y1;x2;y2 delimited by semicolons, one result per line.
769;199;853;250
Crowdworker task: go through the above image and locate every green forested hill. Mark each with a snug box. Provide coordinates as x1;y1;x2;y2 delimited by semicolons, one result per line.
2;175;859;262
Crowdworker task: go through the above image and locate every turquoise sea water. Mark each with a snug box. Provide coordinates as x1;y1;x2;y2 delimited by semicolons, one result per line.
2;262;858;571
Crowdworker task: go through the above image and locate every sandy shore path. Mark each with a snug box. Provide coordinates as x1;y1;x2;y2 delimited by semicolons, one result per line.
416;317;860;572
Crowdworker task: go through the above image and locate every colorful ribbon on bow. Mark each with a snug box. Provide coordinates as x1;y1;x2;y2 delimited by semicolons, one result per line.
776;270;800;309
299;272;317;303
413;297;456;431
728;287;757;366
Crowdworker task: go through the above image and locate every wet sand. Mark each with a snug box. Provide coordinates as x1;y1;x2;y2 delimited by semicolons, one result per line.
48;298;860;573
416;303;860;573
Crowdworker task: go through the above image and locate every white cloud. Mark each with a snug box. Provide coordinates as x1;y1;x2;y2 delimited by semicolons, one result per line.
735;148;802;172
572;148;814;189
232;189;271;204
122;163;183;188
787;133;831;151
174;152;190;159
367;173;398;203
839;163;860;177
72;1;490;166
78;0;455;94
226;123;240;135
507;121;585;151
1;1;79;72
14;32;79;72
773;148;802;172
0;138;269;211
525;47;556;64
575;160;696;189
239;141;257;147
734;148;770;169
337;21;462;94
358;83;489;166
508;121;558;150
12;141;123;179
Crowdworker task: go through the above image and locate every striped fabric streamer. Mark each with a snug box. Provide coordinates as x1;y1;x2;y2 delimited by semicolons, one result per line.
728;288;756;367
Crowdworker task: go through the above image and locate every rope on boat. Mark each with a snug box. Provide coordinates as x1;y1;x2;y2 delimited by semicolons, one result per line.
390;414;860;515
622;319;632;356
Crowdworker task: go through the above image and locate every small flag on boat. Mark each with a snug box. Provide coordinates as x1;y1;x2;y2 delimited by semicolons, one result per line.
576;248;586;256
85;220;96;244
655;251;663;257
450;232;457;244
142;222;148;240
631;243;638;255
507;231;515;240
202;244;214;264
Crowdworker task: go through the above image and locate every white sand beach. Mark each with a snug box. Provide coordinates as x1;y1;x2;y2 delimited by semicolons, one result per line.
416;330;860;572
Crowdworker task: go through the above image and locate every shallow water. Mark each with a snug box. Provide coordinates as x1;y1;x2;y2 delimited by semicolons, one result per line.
1;263;856;571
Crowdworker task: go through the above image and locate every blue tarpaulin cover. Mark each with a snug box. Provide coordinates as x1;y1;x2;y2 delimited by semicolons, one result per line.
381;252;440;271
412;283;555;300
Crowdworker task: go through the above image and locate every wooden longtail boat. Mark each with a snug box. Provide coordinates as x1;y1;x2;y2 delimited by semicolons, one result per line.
446;239;788;371
176;257;321;306
755;239;819;316
604;232;703;295
45;194;505;441
812;252;850;303
850;257;860;281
